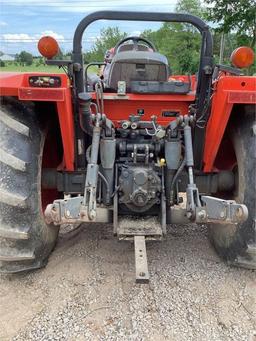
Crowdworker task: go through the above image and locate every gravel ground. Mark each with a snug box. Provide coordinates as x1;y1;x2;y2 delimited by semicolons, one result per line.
0;223;255;341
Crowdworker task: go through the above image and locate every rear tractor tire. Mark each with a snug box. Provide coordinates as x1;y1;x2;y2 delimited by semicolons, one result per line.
0;100;59;273
209;109;256;269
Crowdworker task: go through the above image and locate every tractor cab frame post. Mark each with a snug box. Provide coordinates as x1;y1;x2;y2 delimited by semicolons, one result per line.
71;11;213;169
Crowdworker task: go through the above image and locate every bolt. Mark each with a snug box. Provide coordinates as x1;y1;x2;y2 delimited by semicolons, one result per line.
235;207;243;218
123;171;129;178
80;210;86;218
198;210;206;220
139;272;145;277
89;210;96;220
187;212;192;219
138;196;144;204
220;211;226;218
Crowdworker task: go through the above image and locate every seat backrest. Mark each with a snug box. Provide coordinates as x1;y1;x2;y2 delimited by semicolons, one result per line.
117;43;151;52
106;51;169;91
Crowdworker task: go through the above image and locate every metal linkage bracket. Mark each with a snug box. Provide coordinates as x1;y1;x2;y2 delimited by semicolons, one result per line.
186;184;201;219
44;196;112;225
134;236;149;283
83;163;99;220
196;196;248;224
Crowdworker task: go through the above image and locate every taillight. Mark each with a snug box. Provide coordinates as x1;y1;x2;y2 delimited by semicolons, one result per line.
38;36;59;59
29;76;61;87
230;46;255;68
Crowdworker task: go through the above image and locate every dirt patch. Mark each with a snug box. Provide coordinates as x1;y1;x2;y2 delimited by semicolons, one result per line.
0;224;255;340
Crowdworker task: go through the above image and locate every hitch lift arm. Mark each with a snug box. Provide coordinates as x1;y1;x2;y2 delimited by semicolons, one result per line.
82;116;101;221
183;116;248;224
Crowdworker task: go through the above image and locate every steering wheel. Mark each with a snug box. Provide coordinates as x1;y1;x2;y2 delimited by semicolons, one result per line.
114;36;156;53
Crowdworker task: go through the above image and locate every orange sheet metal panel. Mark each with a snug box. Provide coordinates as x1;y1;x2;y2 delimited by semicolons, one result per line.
91;92;196;126
57;88;75;171
19;88;65;101
0;72;25;96
0;72;75;171
203;75;256;172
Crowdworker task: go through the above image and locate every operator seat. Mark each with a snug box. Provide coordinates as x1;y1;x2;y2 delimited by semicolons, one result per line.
107;51;169;91
117;43;151;52
105;38;169;91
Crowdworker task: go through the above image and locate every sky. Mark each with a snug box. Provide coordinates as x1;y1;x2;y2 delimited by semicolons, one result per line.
0;0;179;55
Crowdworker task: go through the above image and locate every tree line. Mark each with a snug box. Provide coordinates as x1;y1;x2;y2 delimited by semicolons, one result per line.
84;0;255;74
1;0;254;73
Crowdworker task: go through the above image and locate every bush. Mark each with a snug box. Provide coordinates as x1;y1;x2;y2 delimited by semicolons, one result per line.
15;51;33;66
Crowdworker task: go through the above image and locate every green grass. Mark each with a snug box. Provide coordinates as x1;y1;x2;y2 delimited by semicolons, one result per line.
0;62;99;74
0;63;63;73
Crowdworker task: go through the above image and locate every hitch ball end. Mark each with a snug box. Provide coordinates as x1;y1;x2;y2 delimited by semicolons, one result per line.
44;204;60;225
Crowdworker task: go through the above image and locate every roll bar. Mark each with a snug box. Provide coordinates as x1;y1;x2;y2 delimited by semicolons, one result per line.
72;11;213;94
72;11;214;169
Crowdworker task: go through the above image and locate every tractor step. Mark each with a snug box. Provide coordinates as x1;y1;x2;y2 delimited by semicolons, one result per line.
117;215;163;240
134;235;149;283
116;215;163;283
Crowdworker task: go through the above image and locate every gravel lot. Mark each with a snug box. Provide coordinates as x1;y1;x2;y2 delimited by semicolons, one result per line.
0;223;255;341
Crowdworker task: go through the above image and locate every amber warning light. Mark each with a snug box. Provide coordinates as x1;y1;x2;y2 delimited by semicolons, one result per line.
38;36;59;59
230;46;255;69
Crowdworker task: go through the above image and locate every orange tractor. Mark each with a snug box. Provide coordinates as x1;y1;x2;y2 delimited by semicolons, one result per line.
0;11;255;282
